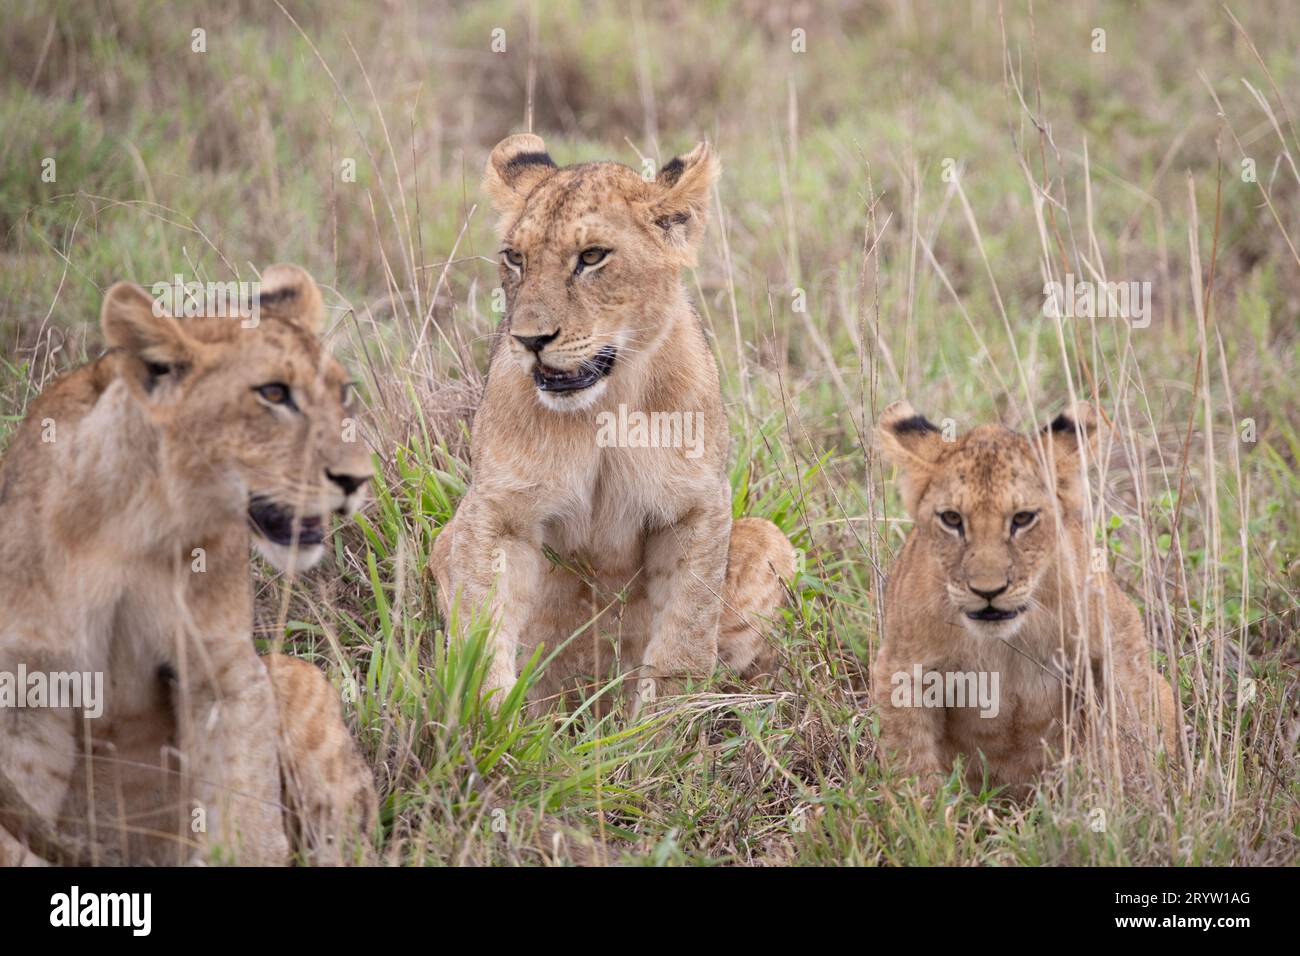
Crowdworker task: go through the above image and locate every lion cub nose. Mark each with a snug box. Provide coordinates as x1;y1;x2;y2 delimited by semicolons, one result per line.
513;330;559;353
970;583;1009;602
326;469;368;496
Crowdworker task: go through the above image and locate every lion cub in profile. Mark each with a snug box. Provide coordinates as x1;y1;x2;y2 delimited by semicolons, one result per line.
872;400;1179;793
0;266;376;865
430;134;796;711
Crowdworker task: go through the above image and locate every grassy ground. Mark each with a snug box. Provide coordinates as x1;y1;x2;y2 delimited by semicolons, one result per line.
0;0;1296;865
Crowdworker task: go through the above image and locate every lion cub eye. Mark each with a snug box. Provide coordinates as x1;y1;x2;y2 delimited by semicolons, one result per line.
575;247;610;272
939;510;963;530
1011;510;1038;531
501;248;524;271
254;382;297;410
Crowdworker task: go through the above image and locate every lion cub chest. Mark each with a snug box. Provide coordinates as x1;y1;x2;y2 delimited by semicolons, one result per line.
544;441;712;576
936;642;1076;783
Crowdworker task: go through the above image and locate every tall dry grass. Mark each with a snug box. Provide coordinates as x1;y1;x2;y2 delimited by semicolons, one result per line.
0;0;1295;863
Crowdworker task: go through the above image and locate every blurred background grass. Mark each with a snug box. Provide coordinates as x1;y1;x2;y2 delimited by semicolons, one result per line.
0;0;1296;864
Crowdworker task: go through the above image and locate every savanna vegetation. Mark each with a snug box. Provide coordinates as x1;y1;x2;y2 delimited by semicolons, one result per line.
0;0;1296;864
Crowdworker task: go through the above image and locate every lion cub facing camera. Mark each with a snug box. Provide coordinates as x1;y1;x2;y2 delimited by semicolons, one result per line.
429;134;796;711
871;400;1180;793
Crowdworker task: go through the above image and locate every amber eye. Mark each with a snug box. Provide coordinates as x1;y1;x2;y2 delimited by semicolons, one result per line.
501;248;524;270
939;510;963;530
254;382;295;409
576;247;610;271
1011;510;1038;530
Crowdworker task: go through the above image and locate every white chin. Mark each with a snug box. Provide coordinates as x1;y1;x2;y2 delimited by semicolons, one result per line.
537;378;608;412
961;616;1026;640
254;537;325;574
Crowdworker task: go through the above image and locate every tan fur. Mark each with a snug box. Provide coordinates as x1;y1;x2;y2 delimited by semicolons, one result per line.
429;135;796;710
871;400;1180;793
264;655;378;865
0;265;376;865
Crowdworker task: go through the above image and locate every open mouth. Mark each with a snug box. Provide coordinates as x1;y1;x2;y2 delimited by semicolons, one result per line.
248;496;325;547
965;606;1025;623
532;346;617;393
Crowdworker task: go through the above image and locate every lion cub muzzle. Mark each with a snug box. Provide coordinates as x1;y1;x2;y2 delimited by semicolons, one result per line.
509;326;619;396
531;345;618;393
247;466;370;572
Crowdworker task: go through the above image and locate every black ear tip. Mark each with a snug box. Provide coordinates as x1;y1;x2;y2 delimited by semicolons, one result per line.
1048;413;1076;434
503;150;556;174
892;414;939;436
658;156;687;186
257;286;298;307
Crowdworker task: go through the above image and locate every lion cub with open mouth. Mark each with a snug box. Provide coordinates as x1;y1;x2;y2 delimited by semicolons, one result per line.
430;134;796;712
0;266;376;865
872;400;1180;793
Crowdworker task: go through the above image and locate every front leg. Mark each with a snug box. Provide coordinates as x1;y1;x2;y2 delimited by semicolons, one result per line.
636;498;732;712
872;651;949;789
176;635;288;865
440;493;545;698
0;706;80;865
0;634;86;865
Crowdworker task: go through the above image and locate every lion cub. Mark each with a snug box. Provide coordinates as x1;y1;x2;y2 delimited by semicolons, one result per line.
0;266;376;865
871;400;1180;792
430;134;796;711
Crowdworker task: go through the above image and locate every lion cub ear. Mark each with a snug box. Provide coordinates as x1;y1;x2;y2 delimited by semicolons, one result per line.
1039;402;1101;510
482;133;557;222
645;142;719;264
878;400;946;516
256;264;325;335
101;281;197;370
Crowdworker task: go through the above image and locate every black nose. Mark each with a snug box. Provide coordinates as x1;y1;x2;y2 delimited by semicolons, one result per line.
327;470;368;495
971;584;1009;602
513;330;559;353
